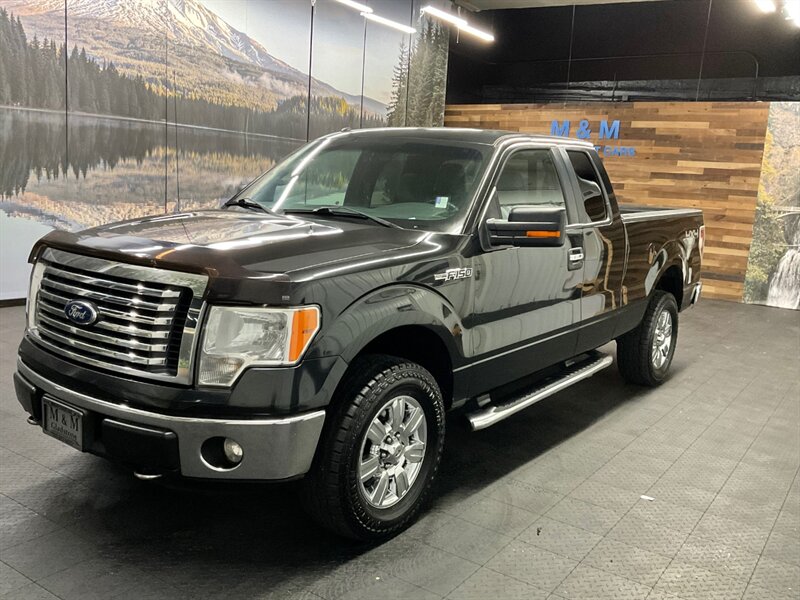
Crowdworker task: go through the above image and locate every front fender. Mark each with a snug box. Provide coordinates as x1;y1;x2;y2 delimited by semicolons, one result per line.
310;284;468;366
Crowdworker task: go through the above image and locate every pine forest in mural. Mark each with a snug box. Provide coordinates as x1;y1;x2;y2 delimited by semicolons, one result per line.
0;0;450;298
387;21;449;128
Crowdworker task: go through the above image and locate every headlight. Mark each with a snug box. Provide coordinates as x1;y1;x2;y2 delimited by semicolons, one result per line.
26;261;46;331
198;305;320;386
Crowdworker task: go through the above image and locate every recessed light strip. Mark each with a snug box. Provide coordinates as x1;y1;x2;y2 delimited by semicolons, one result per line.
754;0;777;12
421;5;468;27
333;0;373;14
421;5;494;43
786;0;800;26
459;22;494;42
361;12;417;34
754;0;777;11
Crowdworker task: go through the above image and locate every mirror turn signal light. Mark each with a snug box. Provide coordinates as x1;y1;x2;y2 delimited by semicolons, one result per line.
525;230;561;238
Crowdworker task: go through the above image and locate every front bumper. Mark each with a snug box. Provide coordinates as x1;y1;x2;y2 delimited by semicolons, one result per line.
15;358;325;480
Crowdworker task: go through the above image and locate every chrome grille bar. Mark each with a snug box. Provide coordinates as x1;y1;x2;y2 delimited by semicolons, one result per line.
38;302;171;339
29;248;208;384
37;313;170;352
38;288;175;326
44;265;182;299
36;326;169;366
40;277;178;313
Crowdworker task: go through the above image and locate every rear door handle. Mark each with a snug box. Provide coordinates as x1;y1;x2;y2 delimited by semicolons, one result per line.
568;247;584;270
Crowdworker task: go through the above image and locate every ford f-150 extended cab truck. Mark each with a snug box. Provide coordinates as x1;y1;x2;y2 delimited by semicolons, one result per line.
15;128;703;539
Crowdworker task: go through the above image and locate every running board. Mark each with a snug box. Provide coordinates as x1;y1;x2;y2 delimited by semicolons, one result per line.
466;352;614;431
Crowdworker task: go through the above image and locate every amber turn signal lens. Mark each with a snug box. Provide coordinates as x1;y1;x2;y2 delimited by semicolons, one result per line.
525;230;560;238
289;307;320;362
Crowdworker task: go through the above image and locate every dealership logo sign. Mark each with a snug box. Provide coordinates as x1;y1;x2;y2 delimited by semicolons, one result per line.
550;119;636;157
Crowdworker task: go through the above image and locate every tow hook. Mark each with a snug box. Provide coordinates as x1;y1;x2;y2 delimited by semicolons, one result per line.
26;416;39;426
133;472;163;481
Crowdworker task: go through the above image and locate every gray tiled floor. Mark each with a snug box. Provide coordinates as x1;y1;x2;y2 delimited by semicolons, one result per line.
1;300;798;600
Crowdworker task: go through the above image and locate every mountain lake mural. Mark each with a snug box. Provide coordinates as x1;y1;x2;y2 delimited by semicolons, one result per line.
0;0;451;299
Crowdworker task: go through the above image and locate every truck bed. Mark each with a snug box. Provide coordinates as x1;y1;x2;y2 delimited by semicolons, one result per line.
617;204;704;308
619;204;703;223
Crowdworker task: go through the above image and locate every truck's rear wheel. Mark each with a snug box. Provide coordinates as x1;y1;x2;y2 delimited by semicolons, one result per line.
301;355;445;540
616;291;678;386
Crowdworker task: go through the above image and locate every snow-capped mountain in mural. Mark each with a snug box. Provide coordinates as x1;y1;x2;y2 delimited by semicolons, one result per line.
2;0;385;114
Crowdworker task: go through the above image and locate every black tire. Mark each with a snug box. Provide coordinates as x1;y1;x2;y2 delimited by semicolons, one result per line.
616;291;678;386
301;354;445;540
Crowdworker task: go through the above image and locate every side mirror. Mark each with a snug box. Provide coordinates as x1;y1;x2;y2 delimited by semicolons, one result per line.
485;206;566;247
578;177;602;201
578;177;607;221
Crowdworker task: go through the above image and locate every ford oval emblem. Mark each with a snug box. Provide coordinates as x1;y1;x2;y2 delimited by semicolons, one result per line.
64;299;99;326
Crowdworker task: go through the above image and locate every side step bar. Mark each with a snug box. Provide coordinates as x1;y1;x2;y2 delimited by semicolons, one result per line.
466;351;614;431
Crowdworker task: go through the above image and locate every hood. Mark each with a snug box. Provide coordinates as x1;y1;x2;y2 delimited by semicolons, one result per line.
34;210;431;303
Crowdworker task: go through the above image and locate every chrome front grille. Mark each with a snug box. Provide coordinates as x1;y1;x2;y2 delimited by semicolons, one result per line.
29;248;208;384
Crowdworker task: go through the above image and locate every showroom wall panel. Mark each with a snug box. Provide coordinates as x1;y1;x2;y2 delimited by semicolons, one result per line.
0;0;451;299
363;0;414;129
0;0;67;300
66;0;168;229
445;101;800;307
743;102;800;310
164;0;306;215
308;0;370;139
407;0;450;128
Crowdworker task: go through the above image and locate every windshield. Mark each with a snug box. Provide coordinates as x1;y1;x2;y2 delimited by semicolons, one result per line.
231;135;491;232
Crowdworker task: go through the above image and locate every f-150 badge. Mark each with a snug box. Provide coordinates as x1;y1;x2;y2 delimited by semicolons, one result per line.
434;267;473;282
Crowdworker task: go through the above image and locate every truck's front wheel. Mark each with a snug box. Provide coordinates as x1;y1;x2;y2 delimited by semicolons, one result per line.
616;290;679;386
301;355;445;540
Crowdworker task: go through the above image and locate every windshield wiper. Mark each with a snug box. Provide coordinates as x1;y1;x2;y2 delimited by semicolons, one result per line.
223;197;278;215
284;206;401;229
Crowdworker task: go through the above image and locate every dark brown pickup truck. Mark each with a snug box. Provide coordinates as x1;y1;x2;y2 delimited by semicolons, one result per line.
15;128;704;539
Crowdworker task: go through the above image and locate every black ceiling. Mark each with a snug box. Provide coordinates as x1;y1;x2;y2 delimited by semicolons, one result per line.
448;0;800;102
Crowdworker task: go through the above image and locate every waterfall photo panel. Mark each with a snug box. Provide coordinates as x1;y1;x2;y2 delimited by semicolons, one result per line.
744;102;800;310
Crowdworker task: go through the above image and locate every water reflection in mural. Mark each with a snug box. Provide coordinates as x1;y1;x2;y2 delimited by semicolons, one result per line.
0;108;298;228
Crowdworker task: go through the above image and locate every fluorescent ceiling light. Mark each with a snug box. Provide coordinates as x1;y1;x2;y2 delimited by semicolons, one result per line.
421;5;468;27
785;0;800;25
361;12;417;34
333;0;373;13
421;4;494;43
754;0;776;12
459;22;494;42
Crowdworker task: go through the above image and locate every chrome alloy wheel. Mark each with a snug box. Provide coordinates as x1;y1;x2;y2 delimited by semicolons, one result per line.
358;395;427;509
651;309;673;369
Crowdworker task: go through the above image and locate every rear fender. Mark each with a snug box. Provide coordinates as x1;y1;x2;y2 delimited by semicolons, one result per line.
645;241;687;297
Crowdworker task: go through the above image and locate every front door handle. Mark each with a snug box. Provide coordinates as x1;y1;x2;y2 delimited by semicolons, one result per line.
568;247;584;271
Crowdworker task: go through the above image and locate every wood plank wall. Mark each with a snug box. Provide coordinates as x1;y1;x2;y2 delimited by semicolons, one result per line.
444;102;771;301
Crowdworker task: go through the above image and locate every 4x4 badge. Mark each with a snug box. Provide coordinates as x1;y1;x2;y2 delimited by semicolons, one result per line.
434;267;473;282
